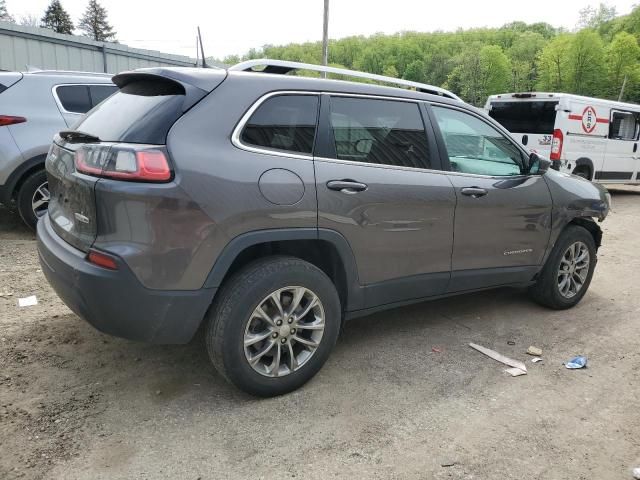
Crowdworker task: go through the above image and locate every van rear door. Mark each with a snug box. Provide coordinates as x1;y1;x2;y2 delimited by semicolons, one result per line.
487;99;558;156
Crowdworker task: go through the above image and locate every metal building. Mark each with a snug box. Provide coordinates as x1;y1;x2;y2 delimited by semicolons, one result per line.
0;21;198;73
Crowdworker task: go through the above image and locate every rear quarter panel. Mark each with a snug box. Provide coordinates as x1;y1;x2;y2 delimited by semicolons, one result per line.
93;74;319;290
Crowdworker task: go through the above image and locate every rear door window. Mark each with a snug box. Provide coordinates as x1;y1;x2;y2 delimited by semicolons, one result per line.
240;95;319;155
489;101;558;134
328;97;431;169
56;85;92;114
609;111;640;140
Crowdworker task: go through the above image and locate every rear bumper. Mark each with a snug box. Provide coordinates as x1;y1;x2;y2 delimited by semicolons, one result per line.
37;215;216;344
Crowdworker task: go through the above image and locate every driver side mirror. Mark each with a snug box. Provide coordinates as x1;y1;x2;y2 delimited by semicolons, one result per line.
526;152;551;175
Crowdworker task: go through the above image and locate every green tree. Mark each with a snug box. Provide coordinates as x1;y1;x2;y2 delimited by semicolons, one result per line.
605;31;640;99
0;0;14;22
41;0;74;34
403;60;426;82
446;44;511;105
566;30;606;95
536;34;572;91
383;65;399;78
78;0;116;41
508;31;546;91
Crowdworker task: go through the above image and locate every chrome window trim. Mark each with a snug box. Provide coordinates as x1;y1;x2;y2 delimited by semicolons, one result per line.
52;83;117;115
232;90;532;180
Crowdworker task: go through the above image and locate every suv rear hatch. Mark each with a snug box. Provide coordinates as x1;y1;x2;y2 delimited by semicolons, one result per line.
45;68;226;251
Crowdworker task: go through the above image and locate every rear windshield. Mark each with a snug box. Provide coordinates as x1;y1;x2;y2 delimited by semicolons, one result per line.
74;79;186;144
488;101;558;135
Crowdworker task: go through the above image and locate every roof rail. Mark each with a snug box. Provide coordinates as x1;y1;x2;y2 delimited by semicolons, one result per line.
229;59;462;101
26;69;112;77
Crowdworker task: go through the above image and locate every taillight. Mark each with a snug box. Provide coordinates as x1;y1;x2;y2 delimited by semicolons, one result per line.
74;144;172;182
0;115;26;126
550;129;563;161
87;249;118;270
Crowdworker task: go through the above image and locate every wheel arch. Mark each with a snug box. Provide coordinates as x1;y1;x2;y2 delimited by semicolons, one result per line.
568;217;602;250
203;229;364;312
1;154;47;204
572;158;594;180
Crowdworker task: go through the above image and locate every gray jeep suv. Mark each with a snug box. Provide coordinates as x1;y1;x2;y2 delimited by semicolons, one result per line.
37;60;610;396
0;70;116;229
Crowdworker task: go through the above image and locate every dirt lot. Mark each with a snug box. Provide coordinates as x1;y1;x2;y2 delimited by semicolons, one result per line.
1;187;639;480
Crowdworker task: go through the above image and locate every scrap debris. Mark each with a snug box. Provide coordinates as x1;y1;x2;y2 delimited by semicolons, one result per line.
565;356;588;369
18;295;38;307
531;357;543;363
526;346;543;356
469;343;527;376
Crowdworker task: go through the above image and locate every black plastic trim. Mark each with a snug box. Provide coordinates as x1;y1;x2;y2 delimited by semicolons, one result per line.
594;171;634;180
203;228;364;311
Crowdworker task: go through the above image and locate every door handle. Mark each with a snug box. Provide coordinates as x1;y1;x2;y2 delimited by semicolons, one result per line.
461;187;488;198
326;179;368;193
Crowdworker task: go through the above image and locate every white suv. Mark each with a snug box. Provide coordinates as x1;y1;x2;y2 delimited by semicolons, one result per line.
0;70;116;228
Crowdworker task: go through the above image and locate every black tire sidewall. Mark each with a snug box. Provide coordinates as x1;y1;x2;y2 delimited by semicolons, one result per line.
17;170;48;230
539;226;597;308
209;258;341;397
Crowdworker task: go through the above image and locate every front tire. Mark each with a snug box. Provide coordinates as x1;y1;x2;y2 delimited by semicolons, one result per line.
205;256;341;397
529;225;597;309
16;169;49;230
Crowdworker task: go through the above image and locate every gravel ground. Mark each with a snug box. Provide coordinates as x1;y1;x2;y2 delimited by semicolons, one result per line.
1;186;639;480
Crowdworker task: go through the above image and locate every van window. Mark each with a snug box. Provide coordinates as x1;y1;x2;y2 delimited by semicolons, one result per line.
609;111;639;140
241;95;319;155
433;106;524;176
488;101;558;134
329;97;430;169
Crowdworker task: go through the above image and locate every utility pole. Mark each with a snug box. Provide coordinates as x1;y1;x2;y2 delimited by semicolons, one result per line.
321;0;329;78
618;74;627;102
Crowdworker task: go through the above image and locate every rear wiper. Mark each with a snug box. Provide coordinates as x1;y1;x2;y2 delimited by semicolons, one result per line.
59;130;101;144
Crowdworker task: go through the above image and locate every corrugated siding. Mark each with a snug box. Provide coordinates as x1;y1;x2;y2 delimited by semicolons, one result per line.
0;21;197;73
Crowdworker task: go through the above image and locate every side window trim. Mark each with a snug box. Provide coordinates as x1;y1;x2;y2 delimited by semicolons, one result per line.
427;102;529;177
232;91;321;160
319;93;441;171
608;109;640;141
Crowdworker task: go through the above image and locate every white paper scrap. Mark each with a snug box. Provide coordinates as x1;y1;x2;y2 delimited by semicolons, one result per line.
18;295;38;307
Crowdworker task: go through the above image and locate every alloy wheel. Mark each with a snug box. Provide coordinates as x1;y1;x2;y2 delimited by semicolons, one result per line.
243;286;325;378
31;181;50;218
557;241;590;299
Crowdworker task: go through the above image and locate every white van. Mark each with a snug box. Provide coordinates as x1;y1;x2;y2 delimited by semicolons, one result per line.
485;92;640;184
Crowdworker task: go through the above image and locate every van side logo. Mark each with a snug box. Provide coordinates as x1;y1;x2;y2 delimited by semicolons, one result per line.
581;106;597;133
568;106;608;133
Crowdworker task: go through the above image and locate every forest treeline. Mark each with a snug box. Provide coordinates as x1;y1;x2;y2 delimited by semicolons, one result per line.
216;4;640;106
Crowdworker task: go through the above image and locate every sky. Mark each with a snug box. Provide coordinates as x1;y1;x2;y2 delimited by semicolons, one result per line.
7;0;639;60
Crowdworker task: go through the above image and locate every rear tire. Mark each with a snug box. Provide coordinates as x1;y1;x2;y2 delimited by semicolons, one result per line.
529;225;597;309
16;169;49;230
205;256;341;397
